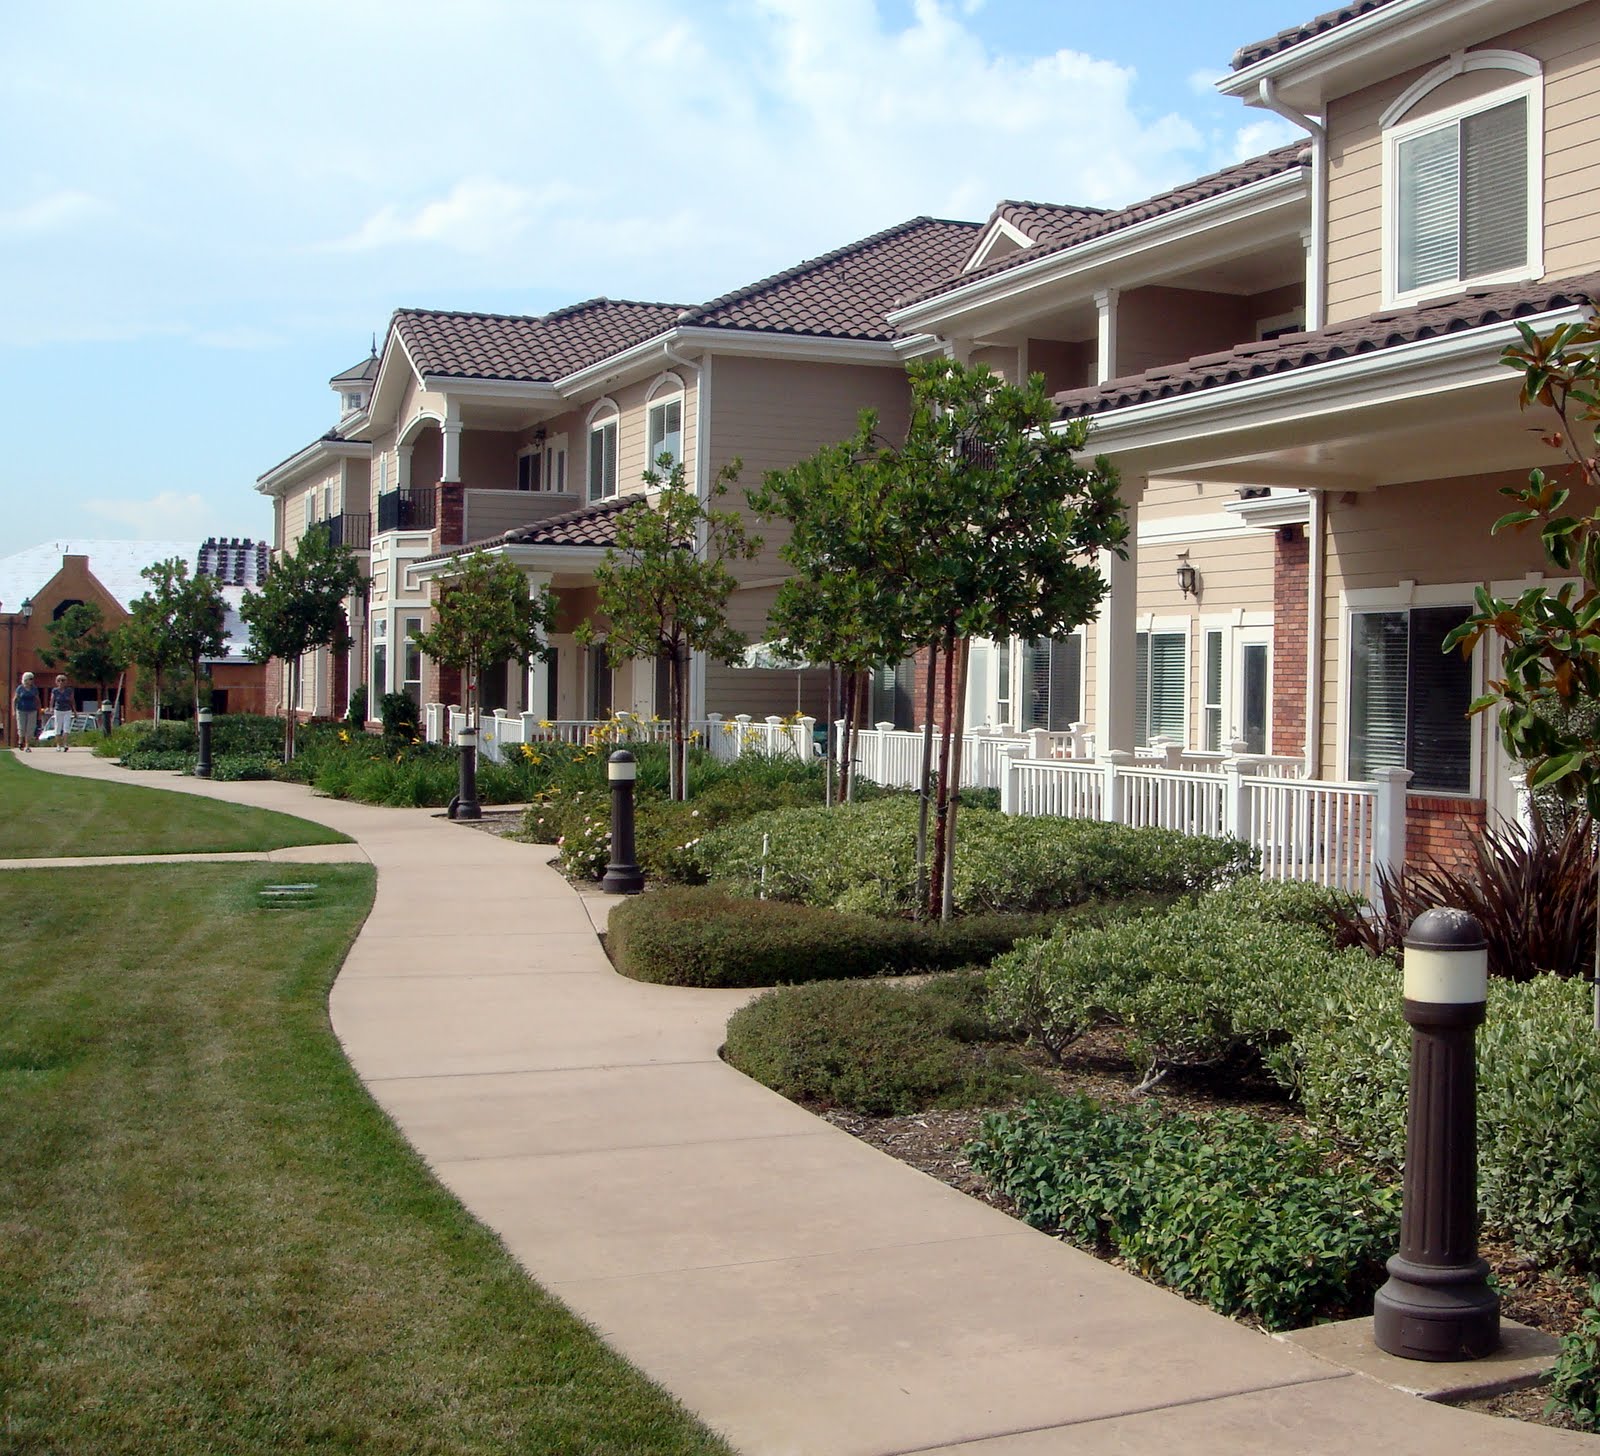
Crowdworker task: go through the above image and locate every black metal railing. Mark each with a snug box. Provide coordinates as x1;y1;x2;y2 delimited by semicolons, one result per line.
320;513;372;551
376;487;437;534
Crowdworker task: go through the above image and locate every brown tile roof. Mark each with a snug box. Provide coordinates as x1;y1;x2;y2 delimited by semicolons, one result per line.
679;217;982;341
903;146;1309;310
1231;0;1403;70
1055;273;1600;420
329;353;379;385
393;298;686;383
418;496;641;567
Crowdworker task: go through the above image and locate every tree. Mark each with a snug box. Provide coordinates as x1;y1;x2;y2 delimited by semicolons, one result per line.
117;559;224;722
582;455;760;801
410;549;556;732
241;527;366;761
39;602;126;704
1446;316;1600;1025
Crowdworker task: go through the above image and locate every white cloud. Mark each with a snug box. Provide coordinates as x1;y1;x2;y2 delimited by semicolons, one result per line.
0;189;108;234
325;177;580;255
1230;115;1303;161
81;490;219;538
1188;68;1226;96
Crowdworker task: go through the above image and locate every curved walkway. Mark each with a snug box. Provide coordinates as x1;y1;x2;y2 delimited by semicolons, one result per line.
18;750;1594;1455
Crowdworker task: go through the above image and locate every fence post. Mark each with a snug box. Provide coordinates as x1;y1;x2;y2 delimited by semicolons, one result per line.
999;743;1027;816
1026;728;1052;760
1222;757;1247;841
796;715;816;759
1152;736;1183;769
1102;750;1133;824
1372;767;1413;904
1067;722;1087;760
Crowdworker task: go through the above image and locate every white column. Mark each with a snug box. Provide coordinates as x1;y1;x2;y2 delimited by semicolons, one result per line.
523;570;552;719
945;336;974;365
1094;288;1120;384
442;404;463;484
396;443;413;491
1372;766;1413;908
1095;484;1140;754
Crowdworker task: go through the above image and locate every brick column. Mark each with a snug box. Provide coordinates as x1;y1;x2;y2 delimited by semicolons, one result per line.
437;483;465;547
1406;795;1487;876
1272;526;1309;757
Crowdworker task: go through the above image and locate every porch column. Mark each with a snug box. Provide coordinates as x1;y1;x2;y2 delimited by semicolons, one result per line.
1094;288;1120;383
397;443;413;491
945;336;974;365
442;403;463;484
524;571;553;720
1096;482;1140;755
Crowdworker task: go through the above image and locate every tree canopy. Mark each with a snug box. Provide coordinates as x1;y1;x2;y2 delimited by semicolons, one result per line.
118;559;227;721
39;602;126;699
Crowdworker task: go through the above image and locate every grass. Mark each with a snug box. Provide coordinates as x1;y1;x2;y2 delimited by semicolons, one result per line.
0;751;350;858
0;863;734;1455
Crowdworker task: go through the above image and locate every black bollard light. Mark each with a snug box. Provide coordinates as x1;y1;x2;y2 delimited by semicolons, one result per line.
1373;906;1499;1362
601;749;644;894
454;723;482;820
195;708;214;778
99;705;113;738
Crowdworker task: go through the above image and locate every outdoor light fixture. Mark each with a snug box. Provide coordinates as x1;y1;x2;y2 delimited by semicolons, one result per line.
19;596;32;622
1175;554;1198;600
533;427;547;446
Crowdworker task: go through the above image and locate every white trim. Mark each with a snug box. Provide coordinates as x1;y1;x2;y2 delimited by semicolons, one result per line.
1136;511;1259;546
965;217;1035;273
645;370;686;402
256;437;370;495
1380;48;1542;129
1380;67;1543;310
889;168;1307;334
584;395;620;429
1222;490;1313;529
398;409;444;446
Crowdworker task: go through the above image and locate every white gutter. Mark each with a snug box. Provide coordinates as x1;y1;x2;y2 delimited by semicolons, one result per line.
1257;79;1326;331
255;435;370;495
888;168;1307;334
1306;487;1325;779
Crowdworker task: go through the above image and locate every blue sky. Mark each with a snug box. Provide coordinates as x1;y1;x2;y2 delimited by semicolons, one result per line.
0;0;1319;556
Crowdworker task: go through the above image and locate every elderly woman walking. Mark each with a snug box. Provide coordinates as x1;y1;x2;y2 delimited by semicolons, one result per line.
13;672;40;752
50;675;74;750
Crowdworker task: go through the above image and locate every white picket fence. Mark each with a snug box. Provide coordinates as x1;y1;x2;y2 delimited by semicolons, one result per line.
426;706;814;765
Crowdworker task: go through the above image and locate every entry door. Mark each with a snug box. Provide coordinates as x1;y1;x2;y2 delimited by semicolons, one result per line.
587;645;613;720
1238;641;1269;755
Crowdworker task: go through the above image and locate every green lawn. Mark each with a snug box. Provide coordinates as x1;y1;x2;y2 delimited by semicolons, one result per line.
0;751;350;858
0;864;733;1456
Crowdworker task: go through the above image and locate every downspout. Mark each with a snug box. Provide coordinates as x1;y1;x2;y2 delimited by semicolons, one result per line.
663;337;711;725
1258;79;1327;331
1305;489;1326;779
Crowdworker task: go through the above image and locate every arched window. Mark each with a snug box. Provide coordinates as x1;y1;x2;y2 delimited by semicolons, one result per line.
645;372;685;474
1382;51;1542;304
586;397;620;503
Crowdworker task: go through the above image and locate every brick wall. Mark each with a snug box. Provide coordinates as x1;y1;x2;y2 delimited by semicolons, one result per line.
438;484;464;548
1272;526;1309;757
908;646;951;729
1406;794;1487;875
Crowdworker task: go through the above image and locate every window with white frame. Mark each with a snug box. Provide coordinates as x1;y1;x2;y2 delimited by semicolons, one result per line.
1349;604;1472;792
587;405;619;502
402;615;423;705
1134;630;1187;747
545;434;569;494
517;447;542;492
1202;629;1224;751
1385;58;1540;303
1019;636;1081;733
647;395;683;472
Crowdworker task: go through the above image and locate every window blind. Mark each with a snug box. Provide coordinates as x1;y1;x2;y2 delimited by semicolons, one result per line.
1134;631;1186;746
1397;125;1460;293
1407;607;1472;793
1349;611;1410;780
1022;637;1080;732
588;421;617;501
1461;97;1528;279
1203;629;1223;752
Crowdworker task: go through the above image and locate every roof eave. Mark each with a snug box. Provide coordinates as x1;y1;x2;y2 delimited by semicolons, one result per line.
889;167;1308;336
255;435;371;495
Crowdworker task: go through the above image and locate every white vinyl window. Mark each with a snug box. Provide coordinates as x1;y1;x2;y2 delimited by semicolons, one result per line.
1384;64;1540;304
544;434;569;494
402;615;423;705
1134;630;1187;748
1202;629;1224;752
1019;635;1081;733
1348;603;1472;793
647;396;683;472
517;447;542;492
588;418;619;502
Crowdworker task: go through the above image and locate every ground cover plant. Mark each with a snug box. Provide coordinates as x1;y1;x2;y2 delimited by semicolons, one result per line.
966;1094;1399;1331
723;973;1044;1115
609;885;1079;988
0;861;732;1456
0;751;348;858
693;797;1254;915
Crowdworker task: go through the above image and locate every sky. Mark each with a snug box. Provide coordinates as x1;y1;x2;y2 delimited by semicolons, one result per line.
0;0;1322;559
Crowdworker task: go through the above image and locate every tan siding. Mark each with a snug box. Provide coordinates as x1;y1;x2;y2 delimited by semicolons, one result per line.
1325;6;1600;323
971;345;1020;384
704;583;831;719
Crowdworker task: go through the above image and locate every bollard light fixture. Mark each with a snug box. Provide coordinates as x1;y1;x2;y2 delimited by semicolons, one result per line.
1373;906;1499;1362
195;707;215;778
602;749;644;894
451;723;482;820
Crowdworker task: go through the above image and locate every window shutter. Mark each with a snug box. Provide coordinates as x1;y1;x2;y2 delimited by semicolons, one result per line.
1397;125;1460;293
1407;606;1472;793
1461;97;1528;279
1148;632;1187;743
1349;611;1410;780
1047;635;1081;731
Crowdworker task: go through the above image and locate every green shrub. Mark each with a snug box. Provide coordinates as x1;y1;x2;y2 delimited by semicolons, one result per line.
206;753;280;782
609;886;1068;988
119;747;193;772
378;691;420;744
723;976;1045;1115
1548;1282;1600;1429
345;684;368;727
967;1095;1399;1330
694;798;1253;915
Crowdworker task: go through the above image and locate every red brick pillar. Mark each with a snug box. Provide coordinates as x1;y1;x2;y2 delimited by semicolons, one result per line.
1272;526;1309;757
1406;795;1488;875
437;484;465;547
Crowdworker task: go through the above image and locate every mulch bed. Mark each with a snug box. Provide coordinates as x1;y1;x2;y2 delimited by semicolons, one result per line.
820;1025;1593;1433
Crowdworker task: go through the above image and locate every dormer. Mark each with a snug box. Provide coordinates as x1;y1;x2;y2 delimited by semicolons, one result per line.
329;348;380;421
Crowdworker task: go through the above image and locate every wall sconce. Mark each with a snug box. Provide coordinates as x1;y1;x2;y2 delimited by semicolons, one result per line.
533;427;547;445
1175;553;1199;600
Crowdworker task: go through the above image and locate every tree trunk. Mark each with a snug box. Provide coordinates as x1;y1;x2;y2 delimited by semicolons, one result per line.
838;669;854;804
915;641;938;908
846;668;868;803
940;637;972;923
152;667;162;723
824;665;836;808
671;648;687;803
285;657;299;762
929;631;957;918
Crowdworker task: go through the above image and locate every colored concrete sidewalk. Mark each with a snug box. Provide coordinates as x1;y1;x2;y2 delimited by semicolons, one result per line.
17;751;1594;1455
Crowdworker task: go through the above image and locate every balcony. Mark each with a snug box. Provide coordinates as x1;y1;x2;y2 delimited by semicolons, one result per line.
376;487;437;534
320;513;372;551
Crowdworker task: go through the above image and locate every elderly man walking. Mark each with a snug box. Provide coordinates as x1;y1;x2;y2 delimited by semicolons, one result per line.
49;675;74;751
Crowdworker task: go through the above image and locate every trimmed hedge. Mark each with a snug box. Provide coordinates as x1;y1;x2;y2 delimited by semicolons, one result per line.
967;1095;1399;1331
608;886;1083;988
694;798;1255;915
723;974;1045;1115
